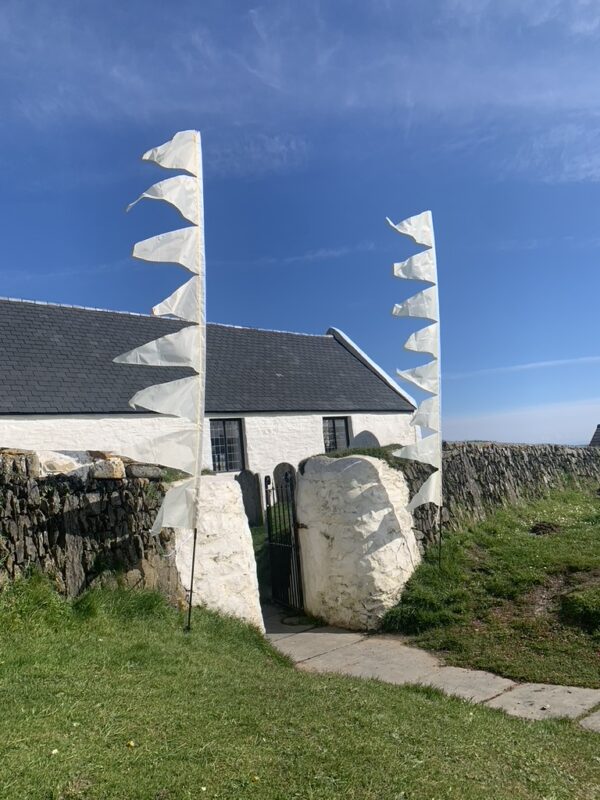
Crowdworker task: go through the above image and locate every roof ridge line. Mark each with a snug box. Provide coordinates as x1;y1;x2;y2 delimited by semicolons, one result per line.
0;298;331;337
209;322;330;337
0;296;154;318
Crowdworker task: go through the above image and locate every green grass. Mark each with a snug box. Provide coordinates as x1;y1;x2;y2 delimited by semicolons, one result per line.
383;488;600;687
1;576;600;800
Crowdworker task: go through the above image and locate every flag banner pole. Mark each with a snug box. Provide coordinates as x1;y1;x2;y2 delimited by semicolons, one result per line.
387;211;443;558
114;130;207;626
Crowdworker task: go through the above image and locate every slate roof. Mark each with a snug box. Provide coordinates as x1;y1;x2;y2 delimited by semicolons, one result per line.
0;299;414;415
590;425;600;447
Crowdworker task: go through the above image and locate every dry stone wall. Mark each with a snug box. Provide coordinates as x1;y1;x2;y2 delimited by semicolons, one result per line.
396;442;600;547
0;451;181;600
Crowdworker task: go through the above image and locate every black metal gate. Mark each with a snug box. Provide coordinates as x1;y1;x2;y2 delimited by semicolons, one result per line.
264;472;304;611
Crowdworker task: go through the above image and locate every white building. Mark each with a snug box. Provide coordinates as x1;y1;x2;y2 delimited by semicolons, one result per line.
0;299;416;484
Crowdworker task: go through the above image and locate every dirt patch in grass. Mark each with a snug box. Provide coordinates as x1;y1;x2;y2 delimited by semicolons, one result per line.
529;520;562;536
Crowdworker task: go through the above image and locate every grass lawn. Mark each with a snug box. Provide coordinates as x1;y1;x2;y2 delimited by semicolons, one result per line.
0;577;599;799
384;487;600;688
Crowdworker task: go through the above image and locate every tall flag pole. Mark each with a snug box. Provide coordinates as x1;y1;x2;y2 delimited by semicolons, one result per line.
386;211;443;556
114;130;206;627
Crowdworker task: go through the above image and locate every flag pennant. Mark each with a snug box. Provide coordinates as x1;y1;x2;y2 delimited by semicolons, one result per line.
407;469;442;511
393;249;437;284
392;286;438;322
133;227;200;274
117;426;198;475
411;396;440;432
151;477;197;534
393;434;441;469
142;130;199;177
127;175;199;225
397;359;439;395
404;323;439;358
153;276;200;323
114;325;200;371
386;210;434;248
129;375;200;423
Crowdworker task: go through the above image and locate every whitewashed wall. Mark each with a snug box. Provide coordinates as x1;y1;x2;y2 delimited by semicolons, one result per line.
175;477;264;631
0;410;415;480
297;455;421;630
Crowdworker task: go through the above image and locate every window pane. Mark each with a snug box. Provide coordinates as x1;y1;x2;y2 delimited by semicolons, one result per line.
334;418;349;449
210;419;245;472
323;418;336;452
323;417;349;453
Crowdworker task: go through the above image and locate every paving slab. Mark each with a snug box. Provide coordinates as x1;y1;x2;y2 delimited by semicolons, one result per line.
300;635;441;685
264;618;315;640
579;709;600;733
486;683;600;720
273;628;365;662
421;666;515;703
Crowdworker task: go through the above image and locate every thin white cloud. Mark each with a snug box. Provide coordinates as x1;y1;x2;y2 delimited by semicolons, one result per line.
207;133;308;177
445;396;600;445
447;355;600;380
4;1;600;182
0;259;130;283
213;240;375;267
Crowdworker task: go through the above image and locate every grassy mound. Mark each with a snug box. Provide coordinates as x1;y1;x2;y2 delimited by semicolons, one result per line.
383;488;600;687
1;576;599;799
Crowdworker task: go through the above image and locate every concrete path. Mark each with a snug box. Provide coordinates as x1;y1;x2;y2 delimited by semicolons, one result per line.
262;604;600;732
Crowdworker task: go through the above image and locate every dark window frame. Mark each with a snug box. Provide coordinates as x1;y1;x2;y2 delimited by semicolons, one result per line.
323;416;350;453
210;418;246;473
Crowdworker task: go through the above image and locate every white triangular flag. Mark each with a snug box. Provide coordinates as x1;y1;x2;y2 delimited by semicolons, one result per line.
151;477;196;533
411;396;440;432
407;468;442;511
127;175;199;225
392;287;438;322
404;323;439;358
114;325;200;371
129;375;199;422
386;210;433;248
153;276;200;323
133;227;200;274
393;433;441;469
142;131;199;177
397;360;439;394
393;249;437;284
117;427;198;474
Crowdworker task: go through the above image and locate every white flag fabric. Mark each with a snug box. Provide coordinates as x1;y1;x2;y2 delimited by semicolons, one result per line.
397;359;439;394
143;130;199;177
127;176;199;225
404;323;439;358
411;395;440;432
393;250;437;284
153;276;199;323
133;227;200;274
392;286;438;322
114;325;200;371
393;434;441;469
129;375;199;422
118;427;198;474
407;469;442;511
151;477;196;534
386;211;434;248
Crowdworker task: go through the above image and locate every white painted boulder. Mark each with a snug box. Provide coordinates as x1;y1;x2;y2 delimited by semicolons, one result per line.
175;476;264;632
296;455;420;631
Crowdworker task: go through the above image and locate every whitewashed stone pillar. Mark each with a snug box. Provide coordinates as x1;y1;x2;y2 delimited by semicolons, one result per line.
296;455;420;631
175;476;264;632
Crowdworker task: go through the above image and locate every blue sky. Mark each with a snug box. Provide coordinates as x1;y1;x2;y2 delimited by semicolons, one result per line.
1;0;599;443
